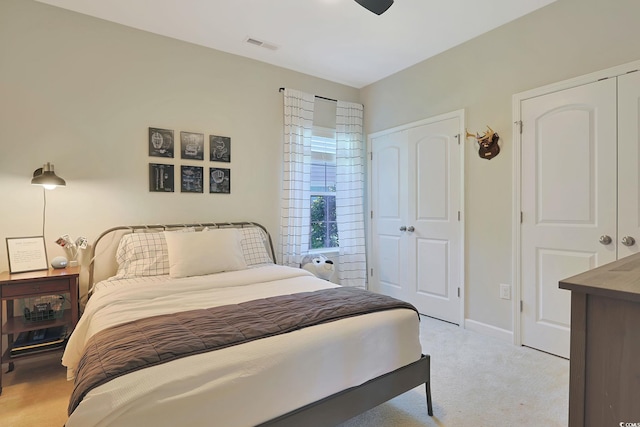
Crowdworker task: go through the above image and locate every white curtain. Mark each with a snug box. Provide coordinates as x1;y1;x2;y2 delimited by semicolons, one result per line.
335;101;367;287
279;89;315;267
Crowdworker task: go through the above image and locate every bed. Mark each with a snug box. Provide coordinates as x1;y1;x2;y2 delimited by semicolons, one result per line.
63;222;432;427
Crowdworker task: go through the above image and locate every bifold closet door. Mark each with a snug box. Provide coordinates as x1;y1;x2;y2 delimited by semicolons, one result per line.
370;114;462;324
405;117;461;324
370;130;410;302
617;70;640;259
520;78;618;358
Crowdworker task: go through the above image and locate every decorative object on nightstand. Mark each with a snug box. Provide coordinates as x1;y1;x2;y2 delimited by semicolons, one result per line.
54;234;88;268
0;266;80;395
5;236;48;274
50;256;68;269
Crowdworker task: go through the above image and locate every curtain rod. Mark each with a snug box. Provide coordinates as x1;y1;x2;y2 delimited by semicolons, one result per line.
278;87;337;103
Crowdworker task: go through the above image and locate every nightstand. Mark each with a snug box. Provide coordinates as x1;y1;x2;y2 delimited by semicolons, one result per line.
0;266;79;395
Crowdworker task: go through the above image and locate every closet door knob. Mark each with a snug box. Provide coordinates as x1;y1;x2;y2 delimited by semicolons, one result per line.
399;226;407;232
599;235;612;245
407;226;415;232
621;236;636;246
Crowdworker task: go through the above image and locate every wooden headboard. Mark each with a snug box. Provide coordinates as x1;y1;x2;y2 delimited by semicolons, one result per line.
88;222;276;288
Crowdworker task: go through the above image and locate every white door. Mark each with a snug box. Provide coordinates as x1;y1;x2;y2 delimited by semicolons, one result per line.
520;78;618;358
617;71;640;258
407;118;462;323
370;130;409;302
370;113;462;324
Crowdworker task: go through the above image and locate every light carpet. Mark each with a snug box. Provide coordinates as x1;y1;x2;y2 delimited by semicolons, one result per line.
0;316;568;427
339;316;569;426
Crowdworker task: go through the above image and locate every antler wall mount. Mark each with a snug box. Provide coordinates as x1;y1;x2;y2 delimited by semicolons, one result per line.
465;126;500;160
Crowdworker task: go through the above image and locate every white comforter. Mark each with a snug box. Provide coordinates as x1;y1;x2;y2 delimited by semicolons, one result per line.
63;265;422;427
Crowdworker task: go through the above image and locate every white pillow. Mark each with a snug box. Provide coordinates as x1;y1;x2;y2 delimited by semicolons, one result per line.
164;228;247;278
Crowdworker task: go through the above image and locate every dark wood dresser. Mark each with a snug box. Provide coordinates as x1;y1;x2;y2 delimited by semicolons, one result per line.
559;253;640;427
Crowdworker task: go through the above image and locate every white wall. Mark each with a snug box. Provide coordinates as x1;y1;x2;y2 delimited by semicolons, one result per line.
361;0;640;333
0;0;359;297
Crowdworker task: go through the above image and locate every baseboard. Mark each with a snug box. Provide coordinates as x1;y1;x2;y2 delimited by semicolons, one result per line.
464;319;513;343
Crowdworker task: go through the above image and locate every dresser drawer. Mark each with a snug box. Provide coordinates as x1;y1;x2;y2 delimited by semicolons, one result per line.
1;279;70;298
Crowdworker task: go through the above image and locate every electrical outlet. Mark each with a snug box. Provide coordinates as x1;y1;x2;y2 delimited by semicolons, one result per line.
500;284;511;300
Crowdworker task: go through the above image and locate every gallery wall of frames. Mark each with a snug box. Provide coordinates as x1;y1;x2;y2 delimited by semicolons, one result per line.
148;127;231;194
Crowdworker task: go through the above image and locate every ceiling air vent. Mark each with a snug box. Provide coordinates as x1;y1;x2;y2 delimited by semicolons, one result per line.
244;37;279;51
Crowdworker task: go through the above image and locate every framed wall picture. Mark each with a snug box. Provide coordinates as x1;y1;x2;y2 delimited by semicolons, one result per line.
149;127;174;158
209;167;231;194
6;236;48;273
149;163;174;192
180;131;204;160
181;165;203;193
209;135;231;163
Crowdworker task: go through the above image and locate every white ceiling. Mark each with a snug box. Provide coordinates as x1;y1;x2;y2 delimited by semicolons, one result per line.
36;0;556;88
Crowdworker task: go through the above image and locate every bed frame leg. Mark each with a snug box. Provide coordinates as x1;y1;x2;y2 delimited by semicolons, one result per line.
425;381;433;416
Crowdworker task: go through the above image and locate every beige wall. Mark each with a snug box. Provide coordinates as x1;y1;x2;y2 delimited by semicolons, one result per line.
0;0;359;297
4;0;640;336
361;0;640;332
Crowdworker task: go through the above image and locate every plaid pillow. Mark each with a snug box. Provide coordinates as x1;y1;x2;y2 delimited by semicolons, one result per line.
239;227;273;266
115;232;169;278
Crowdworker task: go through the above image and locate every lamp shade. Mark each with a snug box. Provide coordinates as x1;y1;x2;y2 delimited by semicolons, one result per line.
31;162;66;189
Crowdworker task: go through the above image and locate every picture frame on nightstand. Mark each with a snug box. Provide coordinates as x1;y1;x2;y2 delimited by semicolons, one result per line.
5;236;48;274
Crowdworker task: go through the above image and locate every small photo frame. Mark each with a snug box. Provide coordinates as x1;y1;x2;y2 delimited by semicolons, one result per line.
6;236;48;273
149;163;174;192
180;131;204;160
209;167;231;194
149;127;174;158
209;135;231;163
181;165;203;193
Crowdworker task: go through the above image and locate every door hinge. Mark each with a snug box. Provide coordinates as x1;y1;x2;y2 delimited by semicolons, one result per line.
370;152;373;161
458;211;461;221
515;120;523;134
455;134;460;145
520;300;523;312
370;268;374;277
371;210;373;219
457;287;460;298
520;211;523;224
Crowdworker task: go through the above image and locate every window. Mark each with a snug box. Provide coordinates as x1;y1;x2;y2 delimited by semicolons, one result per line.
310;129;338;250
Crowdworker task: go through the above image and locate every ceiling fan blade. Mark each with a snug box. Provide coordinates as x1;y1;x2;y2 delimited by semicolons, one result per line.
354;0;394;15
